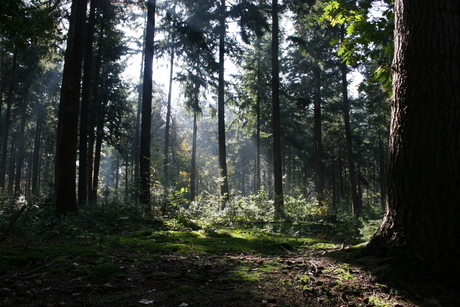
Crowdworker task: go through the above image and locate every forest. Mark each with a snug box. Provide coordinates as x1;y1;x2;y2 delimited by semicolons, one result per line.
1;0;460;306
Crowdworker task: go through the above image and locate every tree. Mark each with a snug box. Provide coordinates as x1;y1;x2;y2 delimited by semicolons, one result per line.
271;0;284;219
339;38;360;216
313;68;324;206
369;0;460;282
217;0;230;205
55;0;88;215
78;0;97;206
177;69;205;200
163;42;175;179
139;0;156;206
0;49;17;189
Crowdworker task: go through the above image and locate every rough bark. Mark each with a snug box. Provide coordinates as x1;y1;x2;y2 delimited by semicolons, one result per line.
370;0;460;283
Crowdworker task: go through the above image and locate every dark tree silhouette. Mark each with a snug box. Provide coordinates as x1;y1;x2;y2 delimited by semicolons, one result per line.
370;0;460;282
271;0;284;219
139;0;156;206
218;0;230;205
55;0;87;215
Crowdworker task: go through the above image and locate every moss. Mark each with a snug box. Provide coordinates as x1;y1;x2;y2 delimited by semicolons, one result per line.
178;285;193;293
93;262;121;278
310;242;341;249
231;265;263;283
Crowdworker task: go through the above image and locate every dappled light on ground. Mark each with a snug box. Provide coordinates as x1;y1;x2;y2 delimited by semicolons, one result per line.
2;219;456;307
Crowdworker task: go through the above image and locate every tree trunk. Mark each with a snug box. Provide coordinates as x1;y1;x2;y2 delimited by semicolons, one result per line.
86;28;103;205
125;155;129;198
218;0;229;205
0;49;17;189
14;93;28;196
314;69;324;206
78;0;97;206
133;38;145;202
0;38;4;135
7;141;16;193
139;0;156;206
163;44;175;179
370;0;460;282
91;102;104;203
190;112;197;201
87;118;96;204
378;128;386;208
115;152;120;195
271;0;284;219
31;106;43;195
55;0;87;215
340;59;360;216
254;60;261;194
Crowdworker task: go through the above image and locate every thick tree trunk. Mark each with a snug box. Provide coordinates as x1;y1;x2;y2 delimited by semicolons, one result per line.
370;0;460;282
139;0;156;206
271;0;284;219
218;0;229;206
55;0;87;215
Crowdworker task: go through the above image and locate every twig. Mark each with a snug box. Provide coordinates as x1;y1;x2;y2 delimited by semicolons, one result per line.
0;205;27;242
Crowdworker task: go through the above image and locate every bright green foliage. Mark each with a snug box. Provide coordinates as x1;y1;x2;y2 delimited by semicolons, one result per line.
321;0;394;86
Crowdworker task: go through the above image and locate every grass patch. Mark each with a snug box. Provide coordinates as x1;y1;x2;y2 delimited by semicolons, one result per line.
325;266;357;281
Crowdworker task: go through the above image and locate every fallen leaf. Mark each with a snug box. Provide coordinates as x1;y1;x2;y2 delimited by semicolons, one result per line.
139;299;154;305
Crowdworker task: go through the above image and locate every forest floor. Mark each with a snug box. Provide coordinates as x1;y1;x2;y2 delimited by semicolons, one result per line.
1;219;459;307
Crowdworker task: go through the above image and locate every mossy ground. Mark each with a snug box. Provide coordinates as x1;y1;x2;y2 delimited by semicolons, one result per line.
0;220;458;306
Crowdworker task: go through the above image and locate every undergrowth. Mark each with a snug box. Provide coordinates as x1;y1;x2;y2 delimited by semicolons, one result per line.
0;189;385;246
